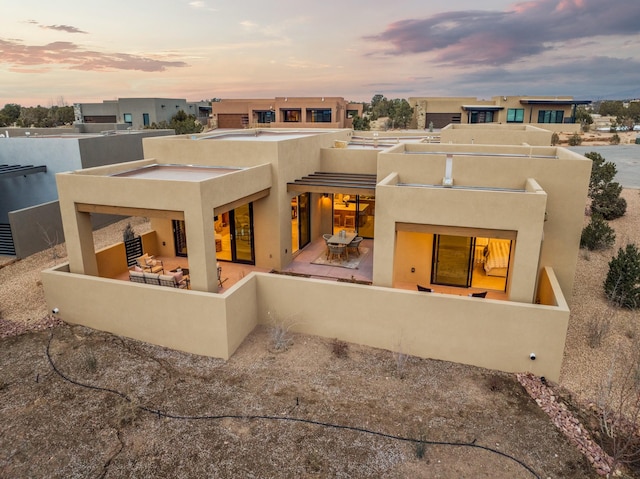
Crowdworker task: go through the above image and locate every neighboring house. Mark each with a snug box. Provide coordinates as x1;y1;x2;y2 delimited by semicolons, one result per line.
410;96;591;131
74;98;211;130
0;129;174;257
43;126;591;382
211;97;363;129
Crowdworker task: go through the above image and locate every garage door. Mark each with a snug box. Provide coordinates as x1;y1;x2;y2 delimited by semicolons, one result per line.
217;114;248;128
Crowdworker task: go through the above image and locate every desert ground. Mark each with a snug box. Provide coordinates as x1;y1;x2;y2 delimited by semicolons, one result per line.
557;129;638;146
1;152;639;477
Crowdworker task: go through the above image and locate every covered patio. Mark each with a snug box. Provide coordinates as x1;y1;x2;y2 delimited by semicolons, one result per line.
109;235;374;289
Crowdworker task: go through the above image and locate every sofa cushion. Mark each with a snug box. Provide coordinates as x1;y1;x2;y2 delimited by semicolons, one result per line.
143;273;160;285
166;271;183;282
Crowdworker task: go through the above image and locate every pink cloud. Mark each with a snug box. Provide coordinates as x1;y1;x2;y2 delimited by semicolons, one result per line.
0;38;188;72
366;0;640;66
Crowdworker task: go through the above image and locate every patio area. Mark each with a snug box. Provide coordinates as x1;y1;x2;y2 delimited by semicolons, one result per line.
111;237;374;291
113;237;505;299
281;237;374;283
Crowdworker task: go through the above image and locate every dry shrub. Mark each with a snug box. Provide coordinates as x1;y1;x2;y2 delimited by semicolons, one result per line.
331;339;349;358
587;312;612;348
393;346;409;379
267;311;297;352
596;347;640;473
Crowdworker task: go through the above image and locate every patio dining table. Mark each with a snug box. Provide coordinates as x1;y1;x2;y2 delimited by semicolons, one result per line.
327;231;357;259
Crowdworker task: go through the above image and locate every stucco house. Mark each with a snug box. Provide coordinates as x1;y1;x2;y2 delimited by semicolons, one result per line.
210;97;363;129
0;129;173;257
410;95;591;131
74;98;211;130
42;126;591;381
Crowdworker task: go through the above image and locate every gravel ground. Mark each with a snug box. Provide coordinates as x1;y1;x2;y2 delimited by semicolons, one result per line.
559;188;640;402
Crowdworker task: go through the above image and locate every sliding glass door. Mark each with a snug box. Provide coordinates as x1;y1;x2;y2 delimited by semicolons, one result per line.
431;235;473;287
174;203;255;264
430;234;511;291
232;203;254;263
291;193;310;254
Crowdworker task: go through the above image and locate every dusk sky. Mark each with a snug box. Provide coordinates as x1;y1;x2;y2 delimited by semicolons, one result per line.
2;0;639;107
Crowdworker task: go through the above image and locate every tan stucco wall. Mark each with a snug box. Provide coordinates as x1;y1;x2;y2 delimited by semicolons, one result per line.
42;264;240;359
374;144;590;304
373;181;547;303
56;159;272;292
142;130;352;271
320;147;379;175
394;232;433;285
43;267;570;381
440;124;553;146
96;242;127;278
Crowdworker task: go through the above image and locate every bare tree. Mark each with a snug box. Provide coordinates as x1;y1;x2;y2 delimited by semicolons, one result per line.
596;345;640;472
38;224;62;264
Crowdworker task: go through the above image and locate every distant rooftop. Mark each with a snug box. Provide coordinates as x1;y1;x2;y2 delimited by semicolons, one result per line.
194;129;333;141
111;164;241;181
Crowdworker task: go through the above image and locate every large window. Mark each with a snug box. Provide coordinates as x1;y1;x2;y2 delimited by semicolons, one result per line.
308;109;331;123
538;110;564;123
255;111;274;123
123;113;133;126
506;108;524;123
469;111;494;123
281;109;301;122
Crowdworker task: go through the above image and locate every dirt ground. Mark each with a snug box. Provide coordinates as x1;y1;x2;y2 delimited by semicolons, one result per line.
1;324;596;478
1;180;639;478
557;129;638;145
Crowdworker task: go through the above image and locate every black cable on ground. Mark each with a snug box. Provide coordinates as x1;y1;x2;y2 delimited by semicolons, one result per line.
45;332;540;479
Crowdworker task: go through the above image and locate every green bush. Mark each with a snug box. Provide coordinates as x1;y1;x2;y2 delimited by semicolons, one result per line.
550;132;560;146
604;244;640;309
568;133;582;146
580;215;616;251
585;152;626;220
610;133;621;145
591;182;627;220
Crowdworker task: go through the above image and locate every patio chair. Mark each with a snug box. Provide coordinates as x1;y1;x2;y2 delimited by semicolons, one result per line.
136;253;163;274
469;291;488;298
129;270;147;284
347;236;363;256
159;274;189;289
327;243;346;262
417;284;432;292
322;234;332;256
217;265;228;288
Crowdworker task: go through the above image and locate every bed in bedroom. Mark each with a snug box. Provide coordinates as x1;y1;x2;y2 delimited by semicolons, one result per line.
483;239;511;277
